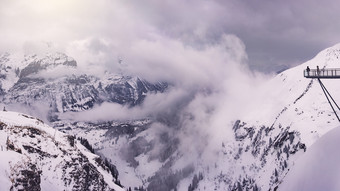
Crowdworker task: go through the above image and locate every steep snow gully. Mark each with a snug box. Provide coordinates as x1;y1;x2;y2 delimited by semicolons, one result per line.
1;44;340;190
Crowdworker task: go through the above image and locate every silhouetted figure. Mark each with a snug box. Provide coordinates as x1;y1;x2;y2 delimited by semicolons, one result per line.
317;66;320;76
3;107;6;112
306;66;310;76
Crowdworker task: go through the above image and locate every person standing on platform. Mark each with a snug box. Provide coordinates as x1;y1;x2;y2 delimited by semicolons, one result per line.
306;66;310;76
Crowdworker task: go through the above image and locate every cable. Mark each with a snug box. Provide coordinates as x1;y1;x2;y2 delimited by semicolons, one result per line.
318;78;340;122
319;80;340;111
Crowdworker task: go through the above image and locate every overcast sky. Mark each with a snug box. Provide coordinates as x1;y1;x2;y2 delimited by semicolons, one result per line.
3;0;338;169
1;0;340;73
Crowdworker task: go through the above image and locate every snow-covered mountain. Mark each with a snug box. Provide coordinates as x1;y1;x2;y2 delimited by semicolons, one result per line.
70;44;338;190
0;111;124;191
1;43;340;190
0;52;167;121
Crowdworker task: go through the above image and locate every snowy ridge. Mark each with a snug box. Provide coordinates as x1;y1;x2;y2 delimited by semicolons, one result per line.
226;43;340;189
0;111;124;191
0;52;167;121
259;44;340;146
19;52;77;78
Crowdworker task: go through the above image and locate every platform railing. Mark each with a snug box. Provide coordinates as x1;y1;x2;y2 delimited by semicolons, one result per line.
304;68;340;78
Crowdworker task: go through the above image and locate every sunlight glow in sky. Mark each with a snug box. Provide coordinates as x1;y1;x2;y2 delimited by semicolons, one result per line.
1;0;340;73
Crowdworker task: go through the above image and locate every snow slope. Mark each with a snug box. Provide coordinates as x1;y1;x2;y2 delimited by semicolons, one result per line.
254;45;340;146
0;111;124;191
279;126;340;191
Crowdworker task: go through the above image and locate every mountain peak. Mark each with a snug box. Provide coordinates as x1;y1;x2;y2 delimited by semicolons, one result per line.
20;52;77;78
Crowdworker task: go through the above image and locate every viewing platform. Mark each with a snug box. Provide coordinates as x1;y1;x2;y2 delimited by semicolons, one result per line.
304;68;340;79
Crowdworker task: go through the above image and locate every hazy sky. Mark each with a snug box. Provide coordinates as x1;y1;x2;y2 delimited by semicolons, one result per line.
2;0;335;176
1;0;340;73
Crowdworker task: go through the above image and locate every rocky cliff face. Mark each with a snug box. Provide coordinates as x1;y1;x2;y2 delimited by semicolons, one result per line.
0;52;167;121
55;117;307;190
0;111;124;191
18;53;77;78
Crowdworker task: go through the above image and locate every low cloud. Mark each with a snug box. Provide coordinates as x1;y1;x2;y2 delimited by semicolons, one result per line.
56;33;269;167
1;0;326;176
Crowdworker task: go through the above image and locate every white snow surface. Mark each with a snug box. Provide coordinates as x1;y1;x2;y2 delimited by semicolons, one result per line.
0;111;124;191
279;126;340;191
0;150;22;190
244;43;340;146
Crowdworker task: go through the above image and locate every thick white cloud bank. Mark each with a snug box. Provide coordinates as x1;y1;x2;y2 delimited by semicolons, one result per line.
0;0;274;179
279;126;340;191
0;0;266;80
0;0;271;133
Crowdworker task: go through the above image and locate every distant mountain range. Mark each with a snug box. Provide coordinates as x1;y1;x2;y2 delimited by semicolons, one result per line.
0;52;167;120
1;44;340;190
